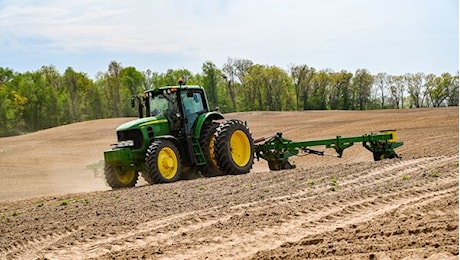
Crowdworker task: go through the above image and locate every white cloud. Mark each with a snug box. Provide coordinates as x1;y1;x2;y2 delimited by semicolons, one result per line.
0;0;457;74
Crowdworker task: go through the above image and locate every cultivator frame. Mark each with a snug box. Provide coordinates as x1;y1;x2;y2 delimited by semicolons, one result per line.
254;130;403;170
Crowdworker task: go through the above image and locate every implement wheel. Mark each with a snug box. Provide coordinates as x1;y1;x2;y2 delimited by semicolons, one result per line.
214;120;254;175
145;139;182;183
104;164;138;189
268;160;295;171
373;151;397;161
199;122;224;177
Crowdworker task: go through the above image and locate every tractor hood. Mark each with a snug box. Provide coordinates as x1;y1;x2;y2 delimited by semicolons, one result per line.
116;116;168;131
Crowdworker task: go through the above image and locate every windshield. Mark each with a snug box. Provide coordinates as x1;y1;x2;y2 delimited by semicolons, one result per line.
149;91;178;117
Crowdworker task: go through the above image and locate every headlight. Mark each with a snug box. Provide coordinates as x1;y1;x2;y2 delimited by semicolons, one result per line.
118;140;134;148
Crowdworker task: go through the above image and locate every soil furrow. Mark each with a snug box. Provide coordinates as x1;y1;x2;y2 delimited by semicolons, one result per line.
0;108;457;259
152;181;457;259
91;155;457;259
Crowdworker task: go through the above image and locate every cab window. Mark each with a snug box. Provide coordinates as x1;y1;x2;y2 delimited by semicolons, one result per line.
182;91;205;130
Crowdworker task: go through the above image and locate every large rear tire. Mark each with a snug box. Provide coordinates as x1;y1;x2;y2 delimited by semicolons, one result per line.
199;122;224;177
104;163;138;189
214;120;254;175
145;139;182;183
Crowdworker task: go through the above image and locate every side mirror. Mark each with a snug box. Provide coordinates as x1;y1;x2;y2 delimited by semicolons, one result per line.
131;97;136;108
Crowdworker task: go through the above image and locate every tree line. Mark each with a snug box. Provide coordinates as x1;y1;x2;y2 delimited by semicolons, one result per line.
0;58;458;137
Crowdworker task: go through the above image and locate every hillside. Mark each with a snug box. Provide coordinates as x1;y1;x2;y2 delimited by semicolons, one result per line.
0;107;458;259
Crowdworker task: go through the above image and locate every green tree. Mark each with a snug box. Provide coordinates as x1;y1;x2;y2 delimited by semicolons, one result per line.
201;61;221;109
17;71;56;131
0;67;23;136
264;65;291;111
0;67;15;86
153;68;197;87
447;72;459;106
244;65;292;111
223;58;253;111
41;65;66;125
244;64;265;111
63;67;82;121
390;75;405;109
87;83;108;119
120;66;144;116
329;70;353;110
105;61;123;117
310;70;330;110
290;64;316;110
143;69;154;91
405;73;424;108
0;87;28;136
374;72;390;109
352;69;373;110
429;73;453;107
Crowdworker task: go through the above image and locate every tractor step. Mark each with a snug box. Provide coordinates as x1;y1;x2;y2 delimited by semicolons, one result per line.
192;138;207;166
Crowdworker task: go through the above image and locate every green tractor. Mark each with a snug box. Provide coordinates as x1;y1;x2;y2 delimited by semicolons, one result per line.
104;78;404;189
103;78;254;188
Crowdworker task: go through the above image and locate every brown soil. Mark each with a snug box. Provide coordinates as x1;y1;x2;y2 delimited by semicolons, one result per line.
0;107;458;259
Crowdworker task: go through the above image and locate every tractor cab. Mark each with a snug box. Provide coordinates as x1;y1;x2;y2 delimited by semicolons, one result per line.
133;79;209;135
126;77;218;170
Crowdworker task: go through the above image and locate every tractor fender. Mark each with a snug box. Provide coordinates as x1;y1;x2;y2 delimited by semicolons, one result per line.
151;135;191;164
152;135;182;150
193;112;224;139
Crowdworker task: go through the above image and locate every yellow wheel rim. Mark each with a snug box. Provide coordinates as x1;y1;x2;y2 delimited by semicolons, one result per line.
209;135;218;167
157;147;178;179
116;168;136;185
230;130;251;167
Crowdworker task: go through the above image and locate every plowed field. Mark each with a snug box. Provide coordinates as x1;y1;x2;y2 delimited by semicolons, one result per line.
0;107;458;259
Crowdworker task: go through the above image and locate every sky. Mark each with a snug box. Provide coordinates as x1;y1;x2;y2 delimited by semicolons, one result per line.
0;0;458;78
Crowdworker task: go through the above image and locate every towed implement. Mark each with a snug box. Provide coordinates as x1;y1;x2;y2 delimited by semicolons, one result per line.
254;130;403;170
103;78;403;189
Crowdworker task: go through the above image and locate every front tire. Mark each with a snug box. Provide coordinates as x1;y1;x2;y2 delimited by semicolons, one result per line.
145;140;182;183
214;120;254;175
104;163;138;189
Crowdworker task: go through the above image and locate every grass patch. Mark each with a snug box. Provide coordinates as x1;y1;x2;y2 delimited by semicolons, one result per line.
427;172;440;178
330;175;340;192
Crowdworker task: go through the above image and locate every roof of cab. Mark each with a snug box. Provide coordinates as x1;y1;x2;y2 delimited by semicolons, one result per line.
144;85;203;93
